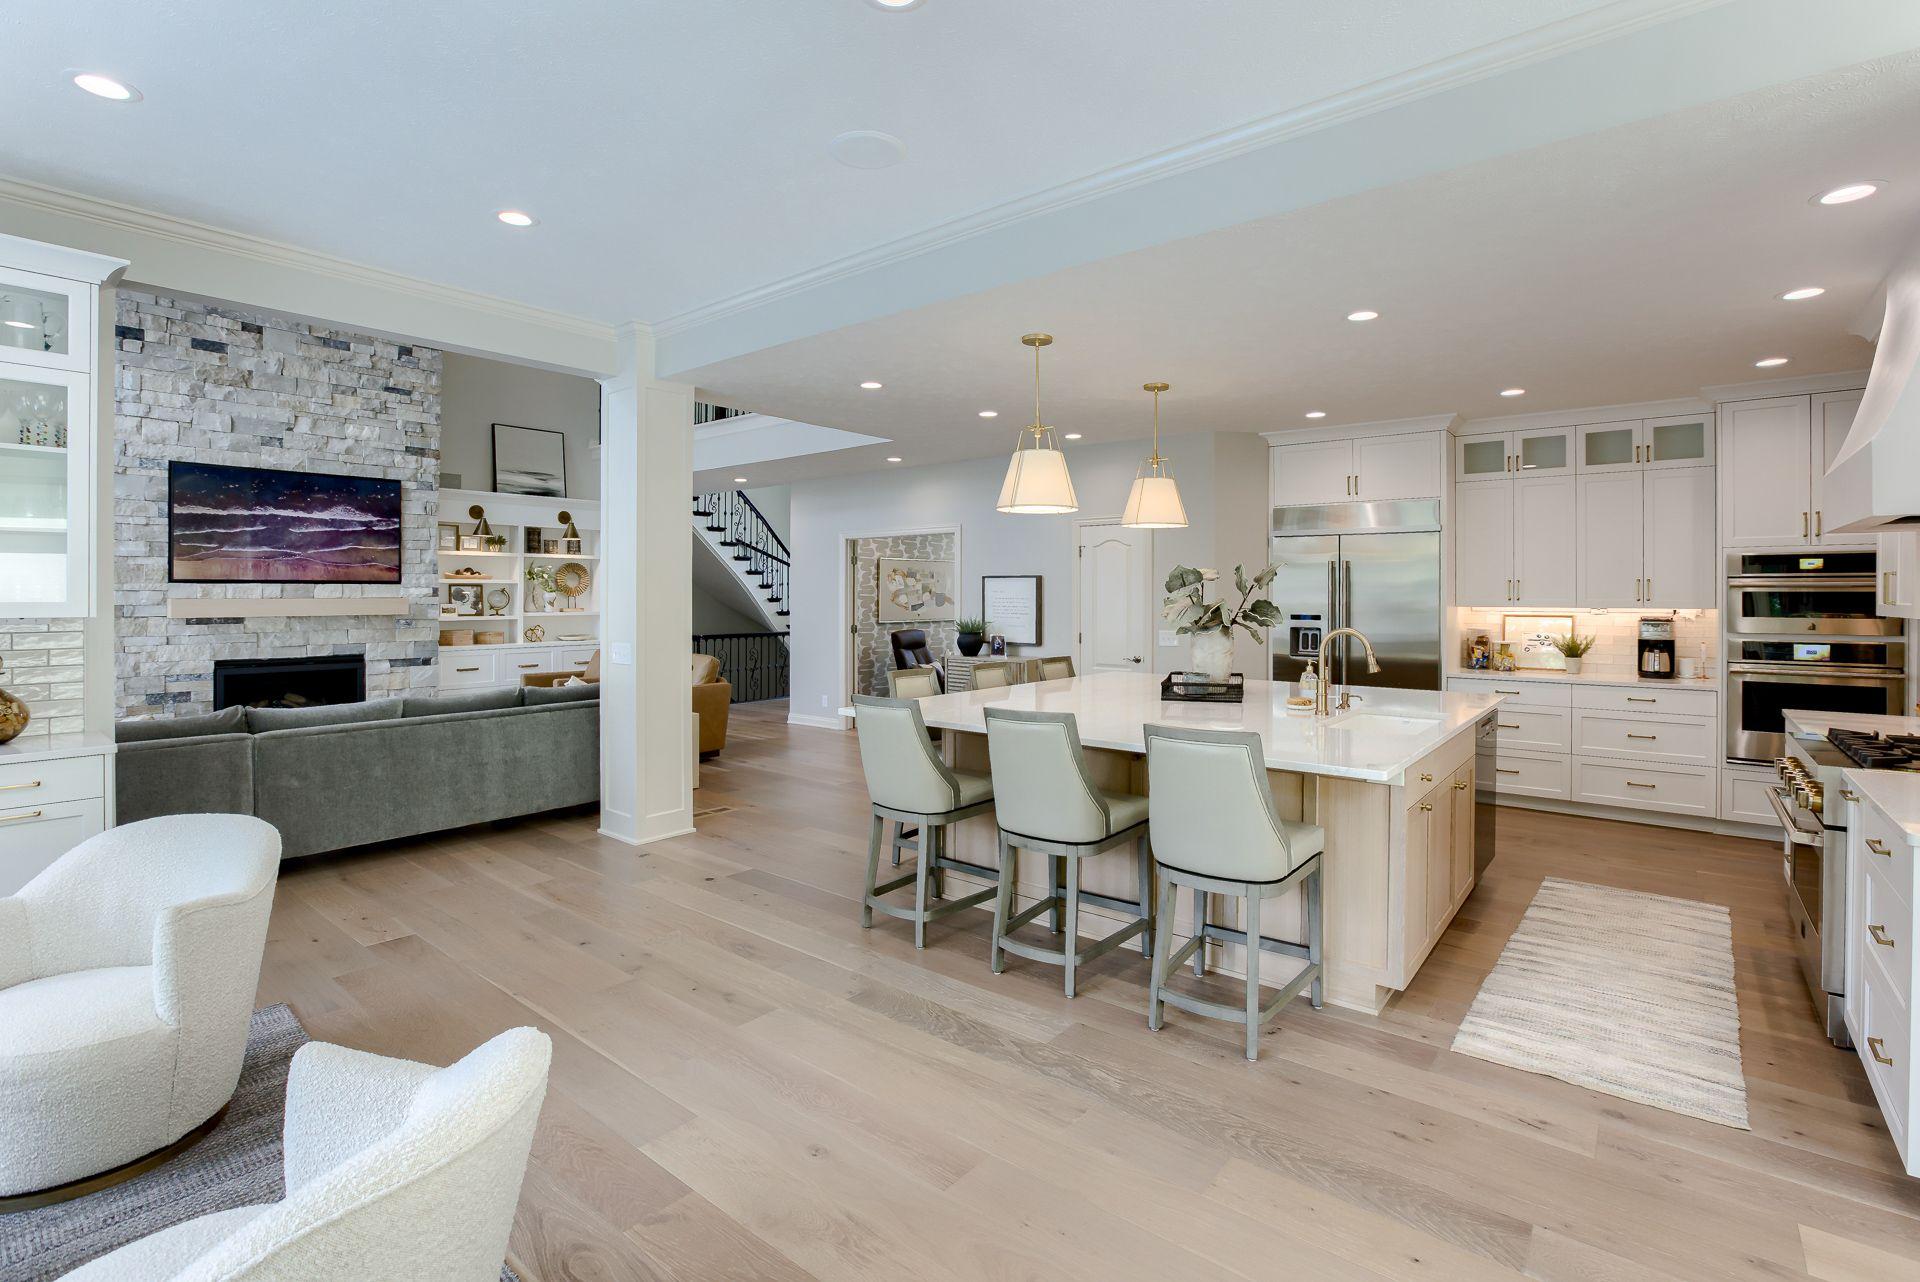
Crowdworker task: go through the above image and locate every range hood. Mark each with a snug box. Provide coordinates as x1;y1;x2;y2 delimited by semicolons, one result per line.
1827;227;1920;533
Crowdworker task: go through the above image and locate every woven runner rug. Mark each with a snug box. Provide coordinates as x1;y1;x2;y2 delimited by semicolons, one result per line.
0;1004;521;1279
1451;877;1749;1129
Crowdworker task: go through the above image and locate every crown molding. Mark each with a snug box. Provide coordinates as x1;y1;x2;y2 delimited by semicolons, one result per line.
0;174;619;347
1457;396;1712;432
652;0;1723;341
1699;368;1871;403
1263;413;1459;444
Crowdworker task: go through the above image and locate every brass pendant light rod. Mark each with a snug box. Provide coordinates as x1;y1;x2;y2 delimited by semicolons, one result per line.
1022;332;1052;443
1143;381;1169;470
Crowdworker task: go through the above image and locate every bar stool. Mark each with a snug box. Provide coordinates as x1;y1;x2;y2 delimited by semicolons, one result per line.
1142;724;1323;1060
970;660;1016;689
1037;656;1075;680
852;695;998;948
887;667;942;699
984;707;1153;997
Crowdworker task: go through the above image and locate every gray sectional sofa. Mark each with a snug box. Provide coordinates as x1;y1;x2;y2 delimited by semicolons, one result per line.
115;684;598;859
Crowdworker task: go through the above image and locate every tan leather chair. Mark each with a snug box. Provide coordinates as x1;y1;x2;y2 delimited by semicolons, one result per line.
691;654;731;756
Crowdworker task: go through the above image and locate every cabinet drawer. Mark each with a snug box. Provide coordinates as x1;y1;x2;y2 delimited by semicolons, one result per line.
0;753;105;806
1570;685;1718;717
1858;799;1916;912
1572;758;1716;817
1859;868;1912;1017
439;651;500;689
502;650;553;679
1487;706;1570;754
1857;962;1911;1164
1720;767;1783;828
1449;676;1572;709
553;645;599;669
1572;711;1716;767
0;797;105;896
1476;748;1570;799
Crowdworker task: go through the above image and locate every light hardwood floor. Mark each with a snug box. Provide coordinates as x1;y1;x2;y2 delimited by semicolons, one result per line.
259;701;1920;1281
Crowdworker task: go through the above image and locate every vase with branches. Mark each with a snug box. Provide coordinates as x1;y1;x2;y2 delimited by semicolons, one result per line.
1162;564;1281;681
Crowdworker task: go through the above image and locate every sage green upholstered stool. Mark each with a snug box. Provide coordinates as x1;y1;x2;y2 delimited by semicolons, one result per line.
852;695;998;949
883;667;945;865
969;660;1016;689
1143;723;1324;1060
983;707;1154;998
1036;656;1075;680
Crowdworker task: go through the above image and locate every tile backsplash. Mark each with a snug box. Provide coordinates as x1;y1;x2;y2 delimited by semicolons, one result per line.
1457;608;1717;679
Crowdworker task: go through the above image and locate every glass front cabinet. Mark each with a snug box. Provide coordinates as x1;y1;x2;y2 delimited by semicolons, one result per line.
0;240;126;617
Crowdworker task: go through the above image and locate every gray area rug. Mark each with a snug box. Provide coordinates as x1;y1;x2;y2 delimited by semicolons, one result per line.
0;1004;520;1280
1451;877;1749;1129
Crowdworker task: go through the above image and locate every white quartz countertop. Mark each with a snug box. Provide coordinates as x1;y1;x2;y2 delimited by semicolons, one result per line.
0;732;115;766
1841;769;1920;846
843;672;1502;785
1784;709;1920;739
1448;667;1721;692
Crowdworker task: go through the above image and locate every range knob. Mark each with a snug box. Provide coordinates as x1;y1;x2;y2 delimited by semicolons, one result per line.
1804;781;1825;814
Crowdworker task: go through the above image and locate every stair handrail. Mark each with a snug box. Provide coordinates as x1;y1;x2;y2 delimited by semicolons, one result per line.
732;489;790;561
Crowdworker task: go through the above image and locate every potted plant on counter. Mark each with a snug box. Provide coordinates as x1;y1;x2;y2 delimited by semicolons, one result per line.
1162;564;1280;681
954;616;988;657
1552;632;1596;674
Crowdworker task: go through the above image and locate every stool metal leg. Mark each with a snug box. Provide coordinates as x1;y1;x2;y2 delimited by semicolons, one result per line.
1147;876;1177;1031
1243;893;1263;1061
991;834;1016;974
1306;865;1324;1010
862;813;884;928
1192;886;1208;978
1134;833;1154;958
1063;854;1081;998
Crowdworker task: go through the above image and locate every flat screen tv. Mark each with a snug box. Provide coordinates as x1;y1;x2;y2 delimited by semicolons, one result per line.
168;461;403;584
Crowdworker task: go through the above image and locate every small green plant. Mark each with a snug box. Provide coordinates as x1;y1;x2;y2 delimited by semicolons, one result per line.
525;564;558;594
1551;632;1596;658
954;616;987;634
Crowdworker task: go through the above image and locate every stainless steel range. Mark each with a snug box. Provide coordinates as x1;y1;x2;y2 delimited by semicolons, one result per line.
1774;723;1920;1046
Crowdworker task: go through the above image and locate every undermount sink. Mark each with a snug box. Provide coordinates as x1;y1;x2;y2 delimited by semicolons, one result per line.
1326;713;1441;735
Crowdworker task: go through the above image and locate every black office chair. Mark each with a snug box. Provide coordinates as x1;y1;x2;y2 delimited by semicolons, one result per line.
890;629;944;691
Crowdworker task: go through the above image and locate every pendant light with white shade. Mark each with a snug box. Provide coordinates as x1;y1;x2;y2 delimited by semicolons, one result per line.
1121;381;1188;529
996;332;1079;514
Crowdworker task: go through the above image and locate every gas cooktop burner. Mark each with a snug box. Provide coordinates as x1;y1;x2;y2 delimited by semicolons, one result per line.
1826;728;1920;771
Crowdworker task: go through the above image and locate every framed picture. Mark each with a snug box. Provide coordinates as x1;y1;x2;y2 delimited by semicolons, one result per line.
988;635;1007;656
167;460;401;584
981;575;1041;646
492;422;567;497
437;522;460;552
876;557;956;623
446;584;483;617
1502;614;1575;670
458;533;483;552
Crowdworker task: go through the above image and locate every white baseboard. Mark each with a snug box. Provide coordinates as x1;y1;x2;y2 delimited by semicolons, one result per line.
787;712;847;730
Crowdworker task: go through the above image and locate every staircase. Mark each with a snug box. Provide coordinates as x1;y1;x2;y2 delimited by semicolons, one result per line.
692;489;790;625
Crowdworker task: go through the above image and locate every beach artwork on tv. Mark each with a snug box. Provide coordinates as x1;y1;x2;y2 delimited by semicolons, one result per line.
168;461;403;583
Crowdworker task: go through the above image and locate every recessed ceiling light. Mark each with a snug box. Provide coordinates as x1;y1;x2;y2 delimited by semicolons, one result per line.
71;72;140;101
1779;287;1826;301
829;130;907;170
1347;310;1379;322
977;410;998;418
495;210;537;227
1815;182;1880;206
1499;388;1526;397
1754;357;1790;368
865;0;926;9
733;476;749;483
885;456;903;463
1304;411;1327;419
1063;433;1083;440
3;320;34;330
859;381;883;390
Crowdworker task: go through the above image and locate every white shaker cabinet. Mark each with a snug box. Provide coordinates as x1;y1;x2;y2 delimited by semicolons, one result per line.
1720;391;1870;549
1456;473;1576;608
1270;439;1354;506
1642;467;1716;609
1454;481;1514;607
1272;432;1441;506
1813;390;1873;548
1576;472;1643;605
1878;530;1920;620
1454;426;1574;483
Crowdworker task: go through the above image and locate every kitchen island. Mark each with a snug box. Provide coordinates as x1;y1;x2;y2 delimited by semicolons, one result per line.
846;671;1504;1014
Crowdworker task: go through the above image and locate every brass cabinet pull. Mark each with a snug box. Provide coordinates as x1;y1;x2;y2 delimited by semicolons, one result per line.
1869;924;1895;948
1494;688;1521;694
1418;802;1433;812
1802;511;1809;538
1886;571;1895;605
1419;772;1433;782
0;810;45;824
1627;733;1658;740
1454;779;1470;789
1495;767;1520;775
1815;511;1823;537
456;666;480;673
1626;781;1657;789
517;662;539;669
0;779;41;792
1841;789;1860;802
1867;837;1892;857
1869;1036;1894;1067
1497;722;1521;729
1645;576;1652;600
1627;696;1656;703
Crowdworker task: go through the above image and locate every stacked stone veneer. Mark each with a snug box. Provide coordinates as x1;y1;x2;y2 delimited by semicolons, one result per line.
0;619;84;741
852;531;957;697
113;290;442;717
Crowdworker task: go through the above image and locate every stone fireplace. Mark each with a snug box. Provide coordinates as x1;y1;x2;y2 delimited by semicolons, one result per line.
213;655;367;710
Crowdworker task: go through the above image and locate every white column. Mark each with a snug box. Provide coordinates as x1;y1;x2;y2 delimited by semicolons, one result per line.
598;325;695;845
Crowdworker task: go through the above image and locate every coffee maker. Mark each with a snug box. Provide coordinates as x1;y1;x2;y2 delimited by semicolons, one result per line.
1637;617;1675;679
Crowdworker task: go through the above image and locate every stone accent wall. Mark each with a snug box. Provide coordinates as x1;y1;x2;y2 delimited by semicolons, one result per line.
0;619;84;741
852;531;956;697
113;291;442;717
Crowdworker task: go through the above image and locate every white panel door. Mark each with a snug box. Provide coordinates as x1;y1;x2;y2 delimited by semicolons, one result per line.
1513;476;1577;607
1354;432;1441;501
1813;389;1873;547
1270;440;1353;506
1720;396;1811;548
1077;523;1153;674
1576;471;1643;606
1454;481;1514;605
1643;467;1716;609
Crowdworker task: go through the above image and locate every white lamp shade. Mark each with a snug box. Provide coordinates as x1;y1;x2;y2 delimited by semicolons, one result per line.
1121;474;1189;528
997;445;1079;514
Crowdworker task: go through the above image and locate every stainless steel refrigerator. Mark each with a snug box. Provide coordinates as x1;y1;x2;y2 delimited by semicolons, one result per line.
1268;500;1442;691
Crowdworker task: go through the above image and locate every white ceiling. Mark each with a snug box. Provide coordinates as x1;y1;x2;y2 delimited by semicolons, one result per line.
683;52;1920;488
3;0;1683;327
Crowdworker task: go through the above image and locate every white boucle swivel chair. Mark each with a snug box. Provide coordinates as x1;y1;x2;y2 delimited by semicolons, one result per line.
60;1028;553;1281
0;813;280;1201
